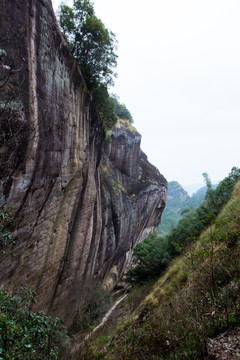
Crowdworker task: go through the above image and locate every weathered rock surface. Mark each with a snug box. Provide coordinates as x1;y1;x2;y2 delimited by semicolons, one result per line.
0;0;167;328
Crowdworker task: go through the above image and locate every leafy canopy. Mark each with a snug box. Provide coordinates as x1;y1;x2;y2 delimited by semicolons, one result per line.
111;95;133;123
0;287;66;359
127;232;173;283
59;1;135;130
60;3;117;88
59;0;118;129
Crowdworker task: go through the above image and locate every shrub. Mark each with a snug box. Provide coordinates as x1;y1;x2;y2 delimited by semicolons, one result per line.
91;83;117;130
127;232;174;283
0;287;66;359
111;96;133;123
71;281;112;332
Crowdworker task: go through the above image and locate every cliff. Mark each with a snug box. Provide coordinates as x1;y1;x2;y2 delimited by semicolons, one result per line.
0;0;167;328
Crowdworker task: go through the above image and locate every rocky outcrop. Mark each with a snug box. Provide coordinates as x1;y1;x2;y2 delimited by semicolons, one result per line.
100;120;167;291
0;0;167;328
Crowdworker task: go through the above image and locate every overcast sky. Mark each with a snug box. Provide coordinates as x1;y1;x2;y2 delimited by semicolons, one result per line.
52;0;240;192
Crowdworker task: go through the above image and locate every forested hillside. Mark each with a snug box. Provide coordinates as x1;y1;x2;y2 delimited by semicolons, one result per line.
82;167;240;359
158;181;190;235
158;180;217;236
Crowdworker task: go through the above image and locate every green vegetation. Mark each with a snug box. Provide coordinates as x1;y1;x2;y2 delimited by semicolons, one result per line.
0;287;66;359
59;0;117;129
158;181;218;236
0;207;15;251
158;181;190;235
129;167;240;284
111;95;133;123
168;167;240;252
186;184;208;208
0;212;67;359
127;232;172;283
70;281;112;333
115;118;137;133
86;172;240;360
59;1;133;131
59;0;117;89
93;84;118;130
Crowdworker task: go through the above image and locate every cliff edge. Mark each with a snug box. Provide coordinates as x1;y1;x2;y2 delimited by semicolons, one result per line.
0;0;167;328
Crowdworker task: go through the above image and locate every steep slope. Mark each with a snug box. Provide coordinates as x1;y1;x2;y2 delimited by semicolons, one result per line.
90;181;240;360
0;0;167;328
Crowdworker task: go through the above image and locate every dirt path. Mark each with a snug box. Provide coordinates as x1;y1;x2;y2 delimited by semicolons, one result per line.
70;293;128;357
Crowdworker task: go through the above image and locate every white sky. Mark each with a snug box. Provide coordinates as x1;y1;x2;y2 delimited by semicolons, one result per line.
52;0;240;190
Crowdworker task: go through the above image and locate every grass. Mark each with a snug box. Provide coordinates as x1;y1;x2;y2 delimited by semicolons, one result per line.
82;181;240;360
115;118;138;133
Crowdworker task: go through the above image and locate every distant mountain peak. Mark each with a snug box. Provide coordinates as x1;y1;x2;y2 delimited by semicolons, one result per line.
182;183;205;196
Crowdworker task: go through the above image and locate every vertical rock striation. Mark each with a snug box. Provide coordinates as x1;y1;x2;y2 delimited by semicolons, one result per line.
0;0;167;327
100;120;167;291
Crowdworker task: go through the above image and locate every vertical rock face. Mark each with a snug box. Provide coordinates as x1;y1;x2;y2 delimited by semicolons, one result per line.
0;0;167;327
100;120;167;291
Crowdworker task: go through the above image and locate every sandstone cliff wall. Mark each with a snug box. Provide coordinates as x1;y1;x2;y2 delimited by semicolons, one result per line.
0;0;167;327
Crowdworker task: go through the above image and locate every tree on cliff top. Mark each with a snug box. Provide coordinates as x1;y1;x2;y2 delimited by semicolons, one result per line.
59;0;118;129
111;95;133;123
59;0;117;89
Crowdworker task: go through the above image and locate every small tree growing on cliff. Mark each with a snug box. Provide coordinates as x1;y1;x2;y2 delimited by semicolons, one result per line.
59;0;117;88
59;0;118;129
111;95;133;123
